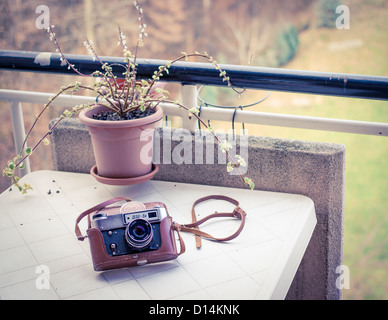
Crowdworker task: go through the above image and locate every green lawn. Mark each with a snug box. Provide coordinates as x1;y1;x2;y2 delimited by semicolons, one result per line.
216;3;388;299
265;4;388;300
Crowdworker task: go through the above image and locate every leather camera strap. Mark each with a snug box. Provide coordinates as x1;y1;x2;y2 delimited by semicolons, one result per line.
75;195;246;253
75;197;131;241
173;195;247;249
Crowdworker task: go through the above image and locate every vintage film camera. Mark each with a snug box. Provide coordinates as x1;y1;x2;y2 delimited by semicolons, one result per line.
75;196;246;271
76;199;181;271
91;205;166;258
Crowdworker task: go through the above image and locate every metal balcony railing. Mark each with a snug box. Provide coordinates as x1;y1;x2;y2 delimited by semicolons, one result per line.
1;50;388;177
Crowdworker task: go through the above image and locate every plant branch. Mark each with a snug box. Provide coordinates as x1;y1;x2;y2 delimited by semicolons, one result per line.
4;0;255;193
144;98;250;188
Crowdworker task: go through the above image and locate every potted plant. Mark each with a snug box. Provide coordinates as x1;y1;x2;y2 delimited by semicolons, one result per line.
3;0;255;193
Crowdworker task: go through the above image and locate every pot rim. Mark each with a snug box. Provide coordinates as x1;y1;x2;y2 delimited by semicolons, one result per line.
79;104;164;129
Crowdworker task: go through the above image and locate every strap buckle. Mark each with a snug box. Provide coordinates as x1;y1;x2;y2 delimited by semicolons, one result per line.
233;207;246;219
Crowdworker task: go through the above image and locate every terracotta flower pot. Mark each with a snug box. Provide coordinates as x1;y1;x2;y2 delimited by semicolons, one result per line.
79;105;163;182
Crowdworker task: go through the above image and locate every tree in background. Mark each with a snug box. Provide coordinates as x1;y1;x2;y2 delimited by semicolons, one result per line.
142;0;186;59
275;25;300;66
316;0;343;28
209;0;275;65
204;0;314;66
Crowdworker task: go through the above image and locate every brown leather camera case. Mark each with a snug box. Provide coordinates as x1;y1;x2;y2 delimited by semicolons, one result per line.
75;196;246;272
77;199;180;271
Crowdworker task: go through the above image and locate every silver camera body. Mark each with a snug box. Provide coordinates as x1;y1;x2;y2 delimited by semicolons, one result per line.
91;206;168;257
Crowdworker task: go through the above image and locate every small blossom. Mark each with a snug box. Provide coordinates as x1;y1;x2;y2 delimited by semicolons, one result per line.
118;26;128;50
188;107;199;116
235;155;246;167
219;140;233;153
84;40;97;61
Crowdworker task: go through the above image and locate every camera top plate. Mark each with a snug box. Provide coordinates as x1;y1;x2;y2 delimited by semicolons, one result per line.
91;207;167;231
123;208;165;224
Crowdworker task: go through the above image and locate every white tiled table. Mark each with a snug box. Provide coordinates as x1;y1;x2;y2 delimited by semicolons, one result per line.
0;170;316;300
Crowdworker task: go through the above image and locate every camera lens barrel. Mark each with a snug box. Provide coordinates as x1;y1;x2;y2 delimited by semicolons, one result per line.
125;219;153;249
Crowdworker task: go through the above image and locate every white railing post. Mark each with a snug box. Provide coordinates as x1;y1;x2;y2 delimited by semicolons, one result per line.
181;85;198;131
9;101;31;176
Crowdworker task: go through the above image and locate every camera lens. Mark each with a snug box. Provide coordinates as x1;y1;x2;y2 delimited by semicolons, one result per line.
125;219;153;250
133;225;146;237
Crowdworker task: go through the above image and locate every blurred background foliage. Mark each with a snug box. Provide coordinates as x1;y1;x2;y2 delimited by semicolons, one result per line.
0;0;388;299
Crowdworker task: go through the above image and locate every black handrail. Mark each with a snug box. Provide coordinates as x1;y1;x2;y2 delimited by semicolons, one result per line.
1;50;388;101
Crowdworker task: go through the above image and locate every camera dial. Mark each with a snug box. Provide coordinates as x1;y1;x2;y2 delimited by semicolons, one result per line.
120;201;146;213
125;219;153;250
92;213;107;220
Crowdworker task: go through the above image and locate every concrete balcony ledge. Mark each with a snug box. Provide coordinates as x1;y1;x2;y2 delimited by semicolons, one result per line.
49;118;345;300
